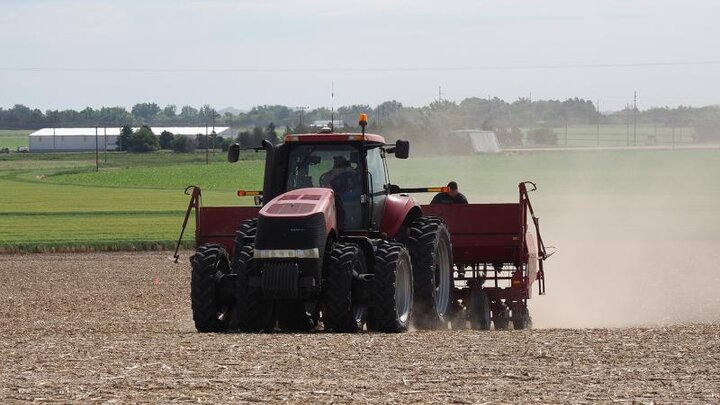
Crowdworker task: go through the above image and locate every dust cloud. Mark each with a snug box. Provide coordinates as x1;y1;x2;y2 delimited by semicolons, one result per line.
529;194;720;328
401;147;720;329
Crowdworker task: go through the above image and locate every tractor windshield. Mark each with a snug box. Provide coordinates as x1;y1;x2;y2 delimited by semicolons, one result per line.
286;144;363;229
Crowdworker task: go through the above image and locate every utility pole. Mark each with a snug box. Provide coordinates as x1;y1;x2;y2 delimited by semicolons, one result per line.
95;126;99;172
211;113;216;157
295;106;308;129
486;94;491;123
672;127;676;149
625;104;630;146
653;123;657;145
438;86;442;102
330;82;335;132
633;91;637;146
528;92;533;131
104;125;107;163
205;121;209;165
596;98;600;146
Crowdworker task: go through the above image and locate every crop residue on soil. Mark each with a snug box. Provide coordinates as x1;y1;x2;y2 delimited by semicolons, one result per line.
0;252;718;403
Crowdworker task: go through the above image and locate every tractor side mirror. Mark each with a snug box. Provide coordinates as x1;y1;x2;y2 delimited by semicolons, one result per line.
394;140;410;159
228;143;240;163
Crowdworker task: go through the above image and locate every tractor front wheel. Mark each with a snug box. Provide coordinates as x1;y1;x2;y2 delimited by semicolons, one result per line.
323;243;365;333
190;243;233;333
232;243;274;332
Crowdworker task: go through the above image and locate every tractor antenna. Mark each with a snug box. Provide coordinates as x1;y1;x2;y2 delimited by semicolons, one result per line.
330;82;335;132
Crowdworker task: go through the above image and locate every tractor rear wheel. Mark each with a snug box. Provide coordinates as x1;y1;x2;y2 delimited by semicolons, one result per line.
468;290;491;330
190;243;232;333
232;243;274;332
367;242;413;333
407;217;453;329
323;243;365;333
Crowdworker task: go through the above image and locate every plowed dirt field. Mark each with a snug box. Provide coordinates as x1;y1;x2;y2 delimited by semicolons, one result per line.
1;252;718;403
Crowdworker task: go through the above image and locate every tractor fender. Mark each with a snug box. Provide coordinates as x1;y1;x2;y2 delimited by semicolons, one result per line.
380;195;422;238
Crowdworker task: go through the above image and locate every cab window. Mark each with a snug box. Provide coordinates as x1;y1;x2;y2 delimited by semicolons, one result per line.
285;144;363;229
366;147;387;196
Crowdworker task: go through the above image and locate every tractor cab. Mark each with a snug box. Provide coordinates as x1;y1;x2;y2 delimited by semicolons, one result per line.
229;115;409;233
279;132;408;232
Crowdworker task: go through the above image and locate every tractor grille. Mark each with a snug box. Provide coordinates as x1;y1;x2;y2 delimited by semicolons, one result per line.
260;261;300;298
255;212;326;251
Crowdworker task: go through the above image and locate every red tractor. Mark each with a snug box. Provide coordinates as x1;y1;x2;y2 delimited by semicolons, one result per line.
182;114;549;333
189;115;454;333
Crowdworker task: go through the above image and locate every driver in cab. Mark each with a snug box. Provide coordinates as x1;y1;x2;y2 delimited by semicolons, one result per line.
320;155;361;228
320;156;358;196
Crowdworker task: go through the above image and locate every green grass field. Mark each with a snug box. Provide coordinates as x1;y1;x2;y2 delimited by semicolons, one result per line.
524;125;694;147
0;125;698;152
1;147;718;252
0;129;30;149
0;151;264;252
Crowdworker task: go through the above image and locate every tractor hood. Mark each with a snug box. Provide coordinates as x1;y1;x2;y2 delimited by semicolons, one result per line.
254;187;337;300
257;187;337;238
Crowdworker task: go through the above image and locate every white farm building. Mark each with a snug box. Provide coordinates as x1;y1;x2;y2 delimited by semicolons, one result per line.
28;127;232;152
452;130;501;153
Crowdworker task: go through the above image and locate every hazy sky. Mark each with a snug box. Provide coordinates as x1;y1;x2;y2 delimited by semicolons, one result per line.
1;0;717;111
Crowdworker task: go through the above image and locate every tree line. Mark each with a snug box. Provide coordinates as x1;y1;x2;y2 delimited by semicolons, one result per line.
3;98;719;149
119;124;282;153
3;98;718;129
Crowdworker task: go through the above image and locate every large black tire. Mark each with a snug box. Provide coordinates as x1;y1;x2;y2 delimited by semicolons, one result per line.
232;243;274;332
512;305;532;330
407;217;453;329
323;243;365;333
231;218;257;270
238;217;257;236
191;243;232;333
468;290;491;330
367;242;413;333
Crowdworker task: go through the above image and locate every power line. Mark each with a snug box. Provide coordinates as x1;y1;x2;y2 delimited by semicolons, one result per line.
1;61;719;74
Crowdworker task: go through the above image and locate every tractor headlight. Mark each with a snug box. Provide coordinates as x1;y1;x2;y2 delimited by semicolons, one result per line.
254;248;320;259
